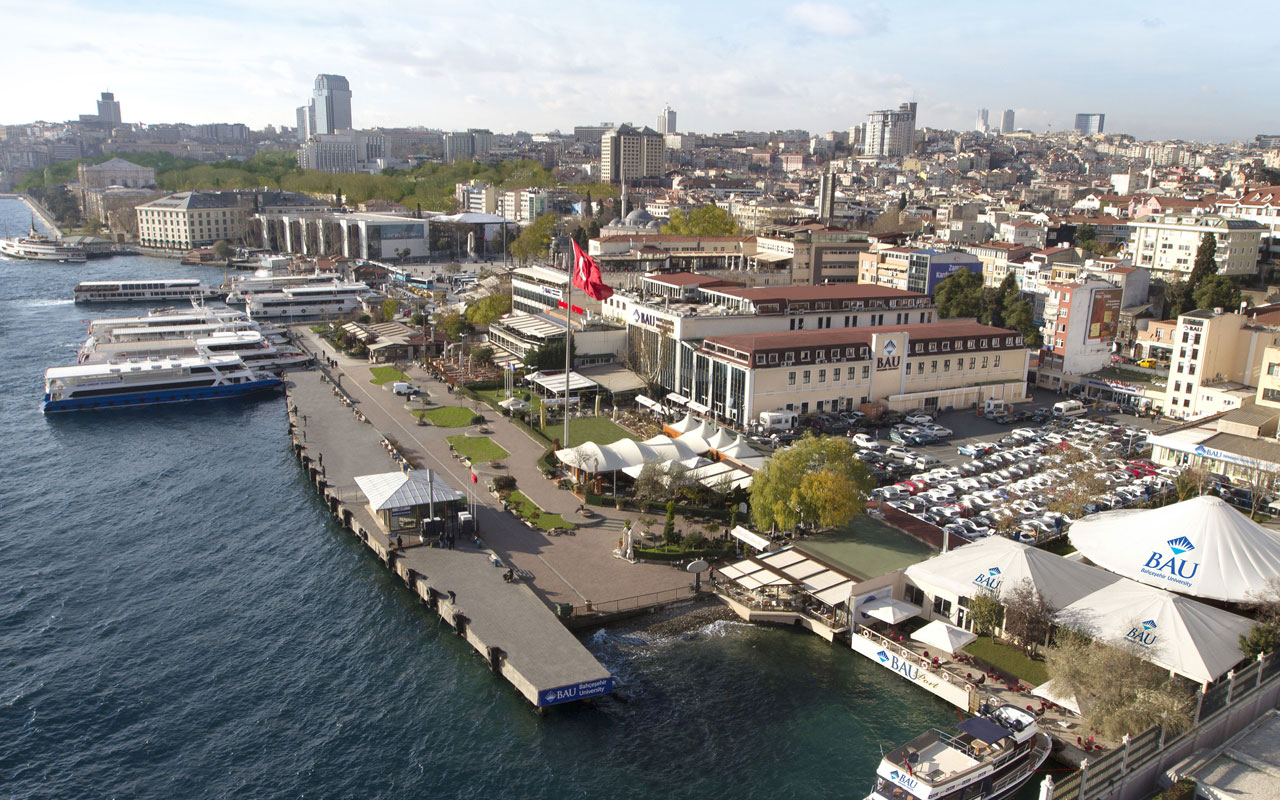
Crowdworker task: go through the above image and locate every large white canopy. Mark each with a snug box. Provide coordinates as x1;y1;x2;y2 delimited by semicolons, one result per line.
911;620;978;655
1055;580;1253;684
904;536;1120;609
354;469;465;511
859;597;922;625
1031;679;1082;716
667;411;699;434
1068;495;1280;603
556;435;700;474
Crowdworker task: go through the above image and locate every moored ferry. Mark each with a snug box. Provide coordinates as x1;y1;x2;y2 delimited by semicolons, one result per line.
0;226;88;263
73;278;223;304
41;354;281;413
80;329;311;373
245;281;371;322
224;270;343;304
867;703;1051;800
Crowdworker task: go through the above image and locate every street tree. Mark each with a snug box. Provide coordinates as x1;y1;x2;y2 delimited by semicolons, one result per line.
934;267;984;319
749;434;874;533
381;298;399;322
968;591;1005;637
471;345;494;367
1192;275;1241;313
212;239;233;261
662;205;738;236
465;293;512;326
1174;465;1213;501
1190;231;1218;287
436;312;472;341
510;212;557;264
1240;578;1280;657
1001;579;1056;656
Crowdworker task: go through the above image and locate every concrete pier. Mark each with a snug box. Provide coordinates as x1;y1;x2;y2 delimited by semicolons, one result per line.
285;369;612;708
19;193;64;236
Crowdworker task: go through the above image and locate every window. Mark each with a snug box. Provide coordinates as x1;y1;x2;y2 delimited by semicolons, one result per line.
1174;381;1182;392
906;362;912;376
832;367;841;382
994;355;1001;368
801;351;811;362
930;360;938;374
818;369;827;383
943;359;951;372
1188;364;1196;375
768;353;777;364
904;584;925;607
788;371;796;386
861;365;870;379
803;370;811;384
969;358;976;370
755;354;765;365
942;341;950;351
982;356;989;368
933;596;953;616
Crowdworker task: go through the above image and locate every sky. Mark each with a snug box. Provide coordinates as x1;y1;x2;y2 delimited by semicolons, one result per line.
3;0;1276;143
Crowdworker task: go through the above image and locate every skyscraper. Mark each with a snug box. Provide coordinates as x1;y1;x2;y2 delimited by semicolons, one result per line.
864;102;917;158
96;92;121;126
295;105;313;143
312;74;352;135
1074;113;1105;135
975;108;989;133
657;104;677;135
1000;109;1015;134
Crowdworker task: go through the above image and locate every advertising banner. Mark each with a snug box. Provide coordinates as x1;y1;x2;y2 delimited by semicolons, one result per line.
1087;288;1121;341
537;676;614;706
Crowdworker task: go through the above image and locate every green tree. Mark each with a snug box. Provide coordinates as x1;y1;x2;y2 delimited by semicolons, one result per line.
1165;280;1191;319
1239;578;1280;658
465;293;512;326
1075;223;1098;250
524;338;574;370
1192;274;1240;312
661;205;738;236
1190;231;1218;285
436;312;472;341
968;592;1005;636
381;298;399;322
934;267;984;319
663;501;679;545
510;212;557;264
749;434;874;533
1003;296;1041;347
471;345;494;367
212;239;233;261
1001;579;1056;656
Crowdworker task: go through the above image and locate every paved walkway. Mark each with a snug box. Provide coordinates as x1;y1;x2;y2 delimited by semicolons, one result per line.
291;328;691;611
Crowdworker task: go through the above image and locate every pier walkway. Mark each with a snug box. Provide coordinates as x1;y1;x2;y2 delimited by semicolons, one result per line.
286;369;613;708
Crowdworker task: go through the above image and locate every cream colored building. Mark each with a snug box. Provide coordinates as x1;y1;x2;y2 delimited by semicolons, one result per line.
1162;309;1280;420
1127;213;1265;279
136;191;248;250
600;124;664;184
731;199;802;233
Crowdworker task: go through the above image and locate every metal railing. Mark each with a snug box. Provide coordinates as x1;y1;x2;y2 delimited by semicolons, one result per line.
572;585;701;616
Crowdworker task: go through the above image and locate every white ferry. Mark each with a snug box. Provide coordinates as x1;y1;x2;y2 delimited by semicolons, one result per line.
73;278;223;304
42;354;281;413
0;225;88;263
80;330;311;373
867;704;1051;800
223;270;343;304
246;282;371;322
84;307;252;339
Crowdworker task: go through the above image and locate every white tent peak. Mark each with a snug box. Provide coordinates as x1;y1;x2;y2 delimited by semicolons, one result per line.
668;412;699;435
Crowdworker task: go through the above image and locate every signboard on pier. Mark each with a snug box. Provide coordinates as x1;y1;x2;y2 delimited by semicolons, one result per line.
537;676;614;707
850;631;973;710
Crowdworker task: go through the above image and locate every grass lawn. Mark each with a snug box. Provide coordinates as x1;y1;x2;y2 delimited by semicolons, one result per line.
505;490;572;530
472;386;542;411
467;388;637;446
369;366;409;385
1042;538;1077;557
963;635;1049;685
413;406;476;427
446;435;509;464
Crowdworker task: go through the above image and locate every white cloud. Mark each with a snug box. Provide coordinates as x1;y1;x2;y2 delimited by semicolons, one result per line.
786;2;887;38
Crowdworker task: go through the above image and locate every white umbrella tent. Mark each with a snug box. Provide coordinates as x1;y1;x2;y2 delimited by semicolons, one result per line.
1068;495;1280;603
911;620;978;655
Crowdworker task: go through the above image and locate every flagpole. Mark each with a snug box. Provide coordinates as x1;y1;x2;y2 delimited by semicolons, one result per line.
562;246;573;450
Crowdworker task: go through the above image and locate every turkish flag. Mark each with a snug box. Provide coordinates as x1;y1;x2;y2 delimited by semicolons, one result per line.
471;469;478;483
570;239;613;301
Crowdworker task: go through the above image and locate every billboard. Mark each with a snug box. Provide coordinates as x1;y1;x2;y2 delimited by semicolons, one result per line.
1086;288;1121;342
925;258;979;294
377;223;425;241
536;676;614;706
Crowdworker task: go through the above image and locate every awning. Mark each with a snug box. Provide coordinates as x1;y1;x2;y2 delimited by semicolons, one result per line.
1031;679;1082;716
498;397;530;411
686;400;710;414
530;370;598;395
666;392;689;405
860;597;921;625
910;620;978;655
753;251;792;263
730;525;771;551
957;717;1012;744
635;394;662;410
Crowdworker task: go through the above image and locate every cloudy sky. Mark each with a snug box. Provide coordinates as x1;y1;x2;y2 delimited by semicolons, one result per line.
3;0;1275;142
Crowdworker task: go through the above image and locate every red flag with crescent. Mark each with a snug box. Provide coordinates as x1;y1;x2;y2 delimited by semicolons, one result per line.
570;239;613;301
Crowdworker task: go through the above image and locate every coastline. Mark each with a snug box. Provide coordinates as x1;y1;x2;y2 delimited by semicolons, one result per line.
18;193;63;237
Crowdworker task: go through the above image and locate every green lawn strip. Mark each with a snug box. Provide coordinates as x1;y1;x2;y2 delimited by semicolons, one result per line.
506;490;572;530
471;386;542;411
445;435;509;464
369;366;409;385
412;406;476;427
963;635;1049;685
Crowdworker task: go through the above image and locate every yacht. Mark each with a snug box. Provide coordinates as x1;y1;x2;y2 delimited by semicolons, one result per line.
0;221;88;263
246;281;371;322
42;354;281;413
223;269;343;304
866;703;1051;800
80;330;310;373
73;278;223;304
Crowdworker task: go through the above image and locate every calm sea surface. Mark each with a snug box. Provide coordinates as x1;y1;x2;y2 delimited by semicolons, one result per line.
0;197;1040;799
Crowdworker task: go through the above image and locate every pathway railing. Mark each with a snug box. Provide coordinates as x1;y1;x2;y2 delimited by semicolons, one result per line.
572;585;700;616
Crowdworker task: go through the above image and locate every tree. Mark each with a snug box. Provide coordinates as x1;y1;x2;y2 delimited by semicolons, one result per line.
471;345;494;367
749;434;875;533
380;298;399;322
1174;465;1213;502
1190;231;1218;287
1046;629;1195;740
633;460;669;504
465;293;512;326
869;209;901;235
436;312;472;341
1192;275;1241;313
968;591;1005;637
934;267;984;319
524;338;574;370
1075;223;1098;251
663;500;679;545
1003;297;1042;347
1165;279;1191;319
1001;579;1056;656
661;205;738;236
510;212;557;264
1239;578;1280;658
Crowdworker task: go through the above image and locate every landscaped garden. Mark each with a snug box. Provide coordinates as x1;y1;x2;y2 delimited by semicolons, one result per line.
445;435;509;464
963;635;1049;685
413;406;478;427
504;490;572;531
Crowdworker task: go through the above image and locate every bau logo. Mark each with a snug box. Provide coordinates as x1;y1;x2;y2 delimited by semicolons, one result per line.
888;769;917;788
1126;619;1159;648
1142;536;1199;581
876;338;901;372
972;566;1003;591
876;649;890;664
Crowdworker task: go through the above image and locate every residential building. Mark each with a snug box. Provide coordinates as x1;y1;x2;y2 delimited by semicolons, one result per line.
600;124;664;183
657;104;677;135
963;241;1037;287
858;247;980;295
1216;186;1280;257
753;223;869;284
455;180;496;215
1000;109;1015;134
730;199;802;233
312;74;352;135
1127;213;1265;279
1036;279;1123;387
864;102;917;158
498;188;547;223
1161;309;1280;420
1074;113;1105;135
136;191;249;250
998;220;1047;250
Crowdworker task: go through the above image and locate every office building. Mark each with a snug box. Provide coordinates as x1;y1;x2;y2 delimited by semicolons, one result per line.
297;132;385;173
1000;109;1015;134
296;105;313;142
1074;113;1105;135
136;191;249;250
974;108;989;133
600;124;664;184
311;74;352;135
77;157;155;190
864;102;917;158
657;104;677;135
1127;213;1265;279
1160;309;1280;420
96;92;121;126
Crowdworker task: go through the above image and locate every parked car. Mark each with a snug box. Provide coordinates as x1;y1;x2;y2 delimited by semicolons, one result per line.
852;433;882;449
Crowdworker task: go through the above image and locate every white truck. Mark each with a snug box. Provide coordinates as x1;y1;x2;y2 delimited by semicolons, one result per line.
758;410;798;432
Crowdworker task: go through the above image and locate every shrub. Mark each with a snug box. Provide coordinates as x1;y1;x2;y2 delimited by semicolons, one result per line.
492;475;517;492
470;414;486;425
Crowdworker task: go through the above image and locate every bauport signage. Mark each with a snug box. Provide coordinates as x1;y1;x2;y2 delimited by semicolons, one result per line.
537;676;614;707
850;633;972;708
972;566;1003;592
876;338;901;372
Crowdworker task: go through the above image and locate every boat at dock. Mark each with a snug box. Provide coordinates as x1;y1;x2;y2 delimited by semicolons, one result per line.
41;353;281;413
80;329;311;373
223;268;343;305
0;221;88;263
246;281;372;322
73;278;224;304
866;703;1051;800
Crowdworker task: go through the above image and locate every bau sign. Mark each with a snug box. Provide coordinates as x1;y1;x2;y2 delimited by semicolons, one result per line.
876;338;901;372
537;676;614;707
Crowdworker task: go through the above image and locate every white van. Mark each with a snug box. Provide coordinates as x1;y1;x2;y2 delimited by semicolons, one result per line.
393;381;420;396
758;410;798;432
1052;399;1087;418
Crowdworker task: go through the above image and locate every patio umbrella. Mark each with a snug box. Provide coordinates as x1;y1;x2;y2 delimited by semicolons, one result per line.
910;620;978;655
859;597;921;625
1031;679;1082;716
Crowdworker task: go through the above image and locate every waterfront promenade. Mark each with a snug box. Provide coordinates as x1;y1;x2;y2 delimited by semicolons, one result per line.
290;327;694;615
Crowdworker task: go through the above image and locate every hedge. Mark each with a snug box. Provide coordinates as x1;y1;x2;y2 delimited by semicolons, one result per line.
581;494;733;520
635;545;735;562
462;378;505;391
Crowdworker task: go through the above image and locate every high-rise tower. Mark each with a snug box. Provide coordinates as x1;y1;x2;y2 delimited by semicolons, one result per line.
312;74;352;135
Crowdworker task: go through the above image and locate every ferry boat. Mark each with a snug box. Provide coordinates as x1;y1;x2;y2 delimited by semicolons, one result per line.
223;270;343;304
0;221;88;263
81;330;311;373
73;278;223;304
41;354;281;413
246;281;371;322
866;703;1051;800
